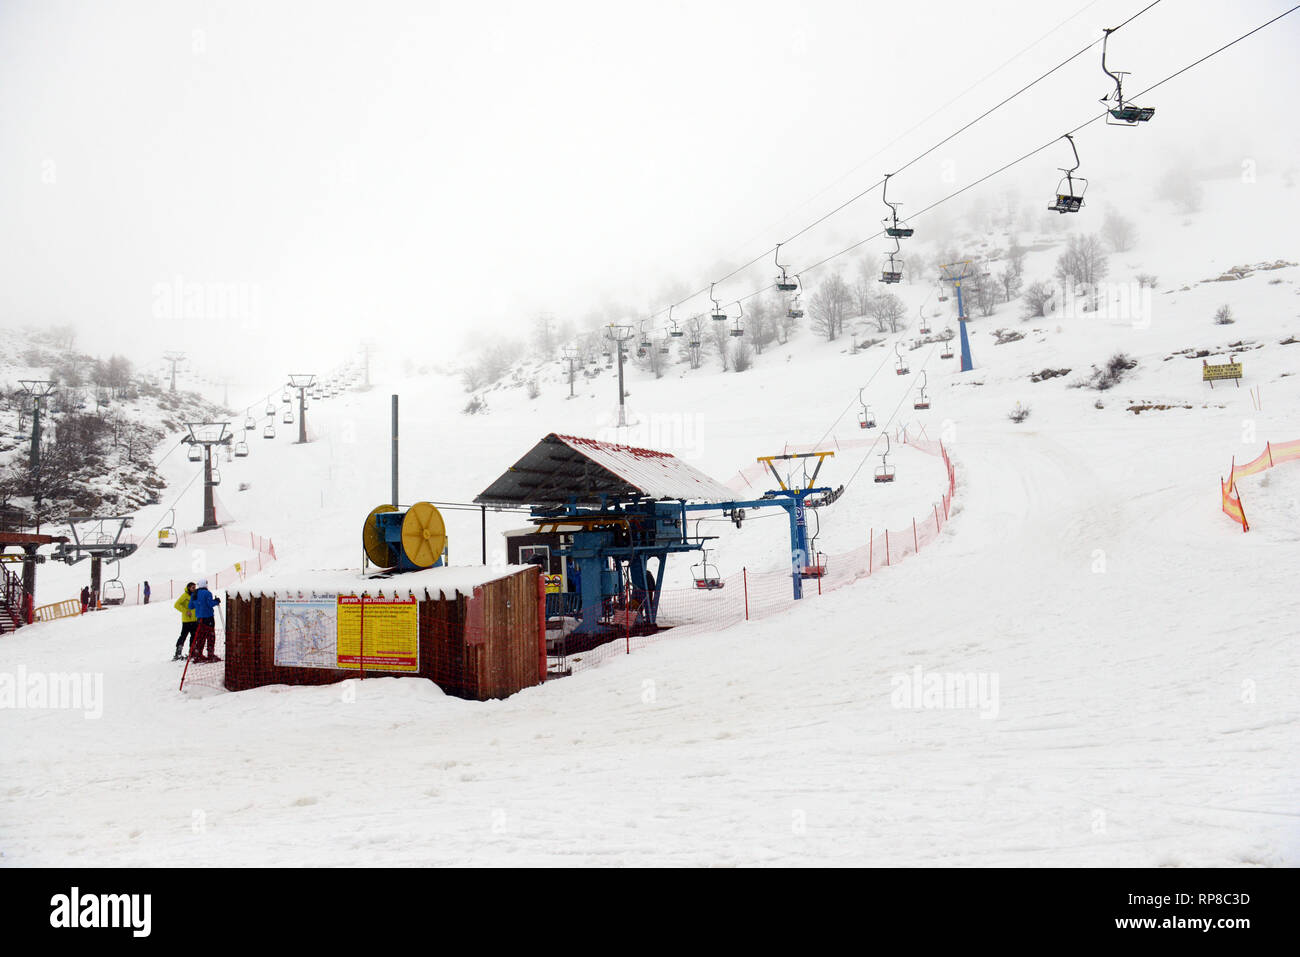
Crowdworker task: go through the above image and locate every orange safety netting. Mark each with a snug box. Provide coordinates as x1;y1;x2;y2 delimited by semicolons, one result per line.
1220;439;1300;532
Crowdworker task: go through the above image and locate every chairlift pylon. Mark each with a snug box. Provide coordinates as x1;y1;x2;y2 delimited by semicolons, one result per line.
874;433;896;483
1048;134;1088;214
881;173;915;239
1100;27;1155;126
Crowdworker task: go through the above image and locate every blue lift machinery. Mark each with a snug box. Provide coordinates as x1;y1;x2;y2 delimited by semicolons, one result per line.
475;434;841;636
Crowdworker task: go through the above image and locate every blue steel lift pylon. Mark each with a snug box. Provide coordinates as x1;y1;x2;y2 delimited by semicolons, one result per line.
940;261;975;372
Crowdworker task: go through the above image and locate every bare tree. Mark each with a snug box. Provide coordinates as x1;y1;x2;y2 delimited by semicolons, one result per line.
1055;233;1109;291
868;293;906;333
1022;280;1055;318
707;320;732;371
809;273;852;341
732;339;754;372
1102;211;1137;253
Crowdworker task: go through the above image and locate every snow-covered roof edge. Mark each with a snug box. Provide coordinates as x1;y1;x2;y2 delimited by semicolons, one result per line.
227;564;535;601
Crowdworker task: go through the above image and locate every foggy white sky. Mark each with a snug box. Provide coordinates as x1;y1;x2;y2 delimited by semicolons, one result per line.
1;0;1296;389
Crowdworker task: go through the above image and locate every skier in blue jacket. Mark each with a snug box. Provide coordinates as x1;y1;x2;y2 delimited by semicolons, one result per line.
188;578;222;662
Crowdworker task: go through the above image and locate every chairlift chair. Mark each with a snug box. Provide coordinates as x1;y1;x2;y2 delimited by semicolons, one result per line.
102;561;126;606
787;275;806;319
1100;27;1155;126
729;303;745;338
210;467;221;486
234;432;249;457
895;342;910;376
914;371;931;410
1048;134;1088;214
187;444;202;463
881;173;915;239
874;434;897;483
658;340;669;355
919;304;931;335
941;337;954;360
691;549;725;590
281;389;291;404
282;409;294;424
880;240;904;284
774;244;799;291
264;401;275;416
858;390;876;429
244;414;256;431
263;423;276;439
158;509;178;549
710;283;726;322
667;306;684;338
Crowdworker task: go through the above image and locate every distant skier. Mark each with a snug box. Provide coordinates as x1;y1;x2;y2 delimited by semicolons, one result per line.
188;578;221;662
143;581;151;605
80;585;90;615
173;582;198;661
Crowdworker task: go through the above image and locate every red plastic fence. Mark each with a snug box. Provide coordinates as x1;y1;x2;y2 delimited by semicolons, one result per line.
1220;439;1300;532
554;426;957;674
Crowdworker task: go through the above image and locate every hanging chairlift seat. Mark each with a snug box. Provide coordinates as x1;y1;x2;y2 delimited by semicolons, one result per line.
264;402;275;416
157;527;177;549
1108;103;1155;124
234;441;249;457
210;468;221;486
187;446;202;462
799;553;828;579
874;463;896;483
941;344;954;359
858;409;876;430
896;363;910;376
880;269;902;284
282;409;294;424
884;224;914;239
244;415;256;430
102;579;126;606
263;425;276;439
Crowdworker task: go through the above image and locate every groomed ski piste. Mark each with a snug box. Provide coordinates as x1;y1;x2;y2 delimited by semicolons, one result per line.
2;164;1297;866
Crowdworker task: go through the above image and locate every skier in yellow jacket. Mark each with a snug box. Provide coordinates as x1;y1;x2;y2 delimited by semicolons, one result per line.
172;582;198;661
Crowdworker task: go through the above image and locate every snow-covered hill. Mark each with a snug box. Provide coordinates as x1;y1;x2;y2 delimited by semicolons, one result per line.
1;170;1297;866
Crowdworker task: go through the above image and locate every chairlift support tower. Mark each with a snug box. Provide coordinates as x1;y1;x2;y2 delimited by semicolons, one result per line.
604;324;636;427
163;351;186;392
287;374;316;443
17;380;56;480
184;422;232;530
940;261;976;372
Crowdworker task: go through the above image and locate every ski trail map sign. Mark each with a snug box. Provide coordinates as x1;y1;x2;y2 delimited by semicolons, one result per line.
274;595;419;672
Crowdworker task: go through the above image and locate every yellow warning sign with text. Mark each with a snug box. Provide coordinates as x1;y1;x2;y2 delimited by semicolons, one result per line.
1202;362;1242;381
336;595;419;672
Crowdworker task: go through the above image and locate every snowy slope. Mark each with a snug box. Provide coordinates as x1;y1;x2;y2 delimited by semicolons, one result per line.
1;171;1298;867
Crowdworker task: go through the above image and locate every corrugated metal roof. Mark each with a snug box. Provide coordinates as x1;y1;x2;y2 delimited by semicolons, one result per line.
475;433;735;506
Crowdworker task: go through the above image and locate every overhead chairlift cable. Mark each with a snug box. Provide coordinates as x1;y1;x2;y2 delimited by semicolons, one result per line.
638;0;1166;326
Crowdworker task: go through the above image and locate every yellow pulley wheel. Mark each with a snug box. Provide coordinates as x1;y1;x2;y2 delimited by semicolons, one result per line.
362;504;400;568
401;501;446;569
